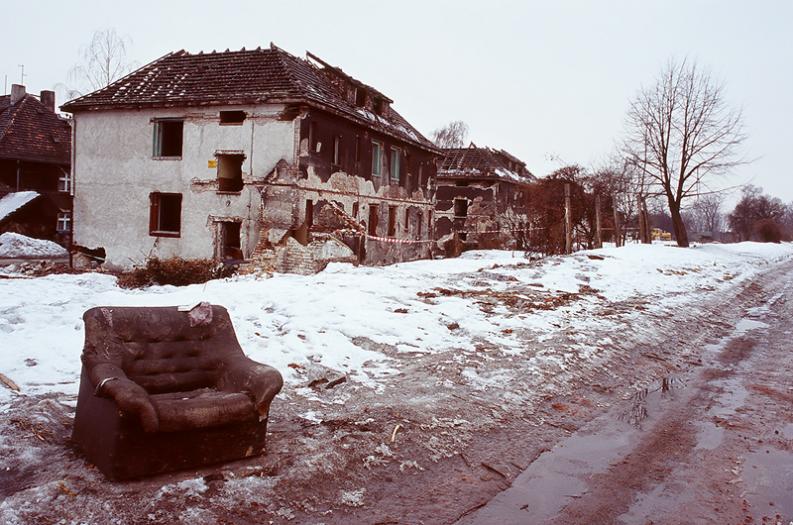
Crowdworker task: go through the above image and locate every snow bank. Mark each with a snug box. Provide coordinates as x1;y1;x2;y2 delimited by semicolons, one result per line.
0;242;791;404
0;232;68;258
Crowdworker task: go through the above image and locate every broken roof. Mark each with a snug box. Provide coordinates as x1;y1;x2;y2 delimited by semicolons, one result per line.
0;95;71;165
61;44;436;152
0;191;40;223
438;145;536;185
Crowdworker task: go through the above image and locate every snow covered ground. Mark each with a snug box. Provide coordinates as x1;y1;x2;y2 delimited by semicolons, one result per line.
0;232;68;259
1;241;791;407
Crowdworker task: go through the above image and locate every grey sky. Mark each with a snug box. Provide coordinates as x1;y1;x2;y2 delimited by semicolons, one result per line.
3;0;791;205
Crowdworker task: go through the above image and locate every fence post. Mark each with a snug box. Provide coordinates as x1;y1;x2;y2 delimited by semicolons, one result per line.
612;195;621;247
564;183;572;254
595;193;602;249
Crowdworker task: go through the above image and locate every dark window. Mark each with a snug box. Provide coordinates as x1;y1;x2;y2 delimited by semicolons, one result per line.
355;87;367;106
368;204;379;236
309;122;318;153
418;164;424;190
454;199;468;218
149;192;182;236
219;110;246;125
374;97;387;115
221;221;243;260
153;120;183;157
404;207;410;230
388;206;397;237
416;211;423;240
305;199;313;227
352;202;359;218
217;154;244;192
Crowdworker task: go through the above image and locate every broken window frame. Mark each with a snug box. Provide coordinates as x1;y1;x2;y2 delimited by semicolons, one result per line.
390;147;401;184
333;136;341;166
354;87;367;106
56;211;71;233
352;202;359;219
371;140;383;178
149;192;182;237
219;110;246;125
216;152;245;193
454;198;468;219
416;211;423;240
152;119;184;158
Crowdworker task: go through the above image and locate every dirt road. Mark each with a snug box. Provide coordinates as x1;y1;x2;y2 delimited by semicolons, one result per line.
460;264;793;525
2;255;792;524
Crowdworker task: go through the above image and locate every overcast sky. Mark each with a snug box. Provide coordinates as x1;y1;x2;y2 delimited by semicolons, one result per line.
3;0;791;205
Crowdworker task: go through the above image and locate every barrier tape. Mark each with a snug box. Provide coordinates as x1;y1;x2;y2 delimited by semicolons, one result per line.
365;234;435;244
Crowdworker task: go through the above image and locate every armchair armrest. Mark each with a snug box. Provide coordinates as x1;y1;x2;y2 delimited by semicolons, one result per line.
218;358;283;420
89;362;159;433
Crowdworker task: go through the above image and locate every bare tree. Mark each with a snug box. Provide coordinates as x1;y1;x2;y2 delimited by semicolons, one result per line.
690;192;724;234
69;29;135;94
431;121;469;149
625;59;746;247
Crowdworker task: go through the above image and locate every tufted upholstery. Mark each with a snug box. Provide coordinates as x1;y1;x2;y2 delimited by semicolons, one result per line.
72;303;283;480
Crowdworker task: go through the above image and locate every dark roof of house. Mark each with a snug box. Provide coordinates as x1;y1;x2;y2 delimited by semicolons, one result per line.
0;95;71;165
438;145;536;185
61;45;437;152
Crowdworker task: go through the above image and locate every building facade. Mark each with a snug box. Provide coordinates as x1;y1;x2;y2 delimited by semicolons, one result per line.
0;85;72;245
435;145;535;253
63;45;439;273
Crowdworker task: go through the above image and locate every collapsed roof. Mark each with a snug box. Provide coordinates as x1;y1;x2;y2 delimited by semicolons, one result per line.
438;144;536;185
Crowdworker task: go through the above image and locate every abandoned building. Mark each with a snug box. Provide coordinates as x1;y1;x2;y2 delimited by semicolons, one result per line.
0;85;72;245
61;44;440;273
435;144;535;253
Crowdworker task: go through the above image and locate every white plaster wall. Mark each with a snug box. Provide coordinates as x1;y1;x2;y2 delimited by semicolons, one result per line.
72;105;296;269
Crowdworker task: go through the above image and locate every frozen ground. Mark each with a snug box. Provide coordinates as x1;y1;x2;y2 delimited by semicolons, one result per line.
1;242;792;524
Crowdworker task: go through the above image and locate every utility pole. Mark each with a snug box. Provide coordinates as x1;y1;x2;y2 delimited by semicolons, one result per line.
594;194;602;249
564;183;572;254
642;197;651;243
18;64;26;85
612;195;621;247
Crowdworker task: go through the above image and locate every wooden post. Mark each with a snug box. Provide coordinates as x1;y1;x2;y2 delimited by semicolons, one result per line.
594;193;602;249
564;183;572;254
637;195;647;244
612;196;621;247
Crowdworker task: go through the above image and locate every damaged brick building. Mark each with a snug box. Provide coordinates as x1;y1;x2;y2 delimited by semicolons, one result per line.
435;145;535;252
0;85;72;245
62;44;439;273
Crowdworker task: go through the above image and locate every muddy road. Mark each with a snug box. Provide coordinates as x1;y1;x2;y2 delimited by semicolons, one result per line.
461;263;793;525
2;256;792;524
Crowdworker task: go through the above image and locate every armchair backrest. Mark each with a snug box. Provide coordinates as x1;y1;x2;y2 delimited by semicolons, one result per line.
82;305;243;394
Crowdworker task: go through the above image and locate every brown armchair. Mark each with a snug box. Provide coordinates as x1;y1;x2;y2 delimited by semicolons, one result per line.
72;304;283;480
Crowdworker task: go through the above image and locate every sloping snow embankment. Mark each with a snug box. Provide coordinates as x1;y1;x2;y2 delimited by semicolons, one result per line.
0;232;68;258
0;242;791;406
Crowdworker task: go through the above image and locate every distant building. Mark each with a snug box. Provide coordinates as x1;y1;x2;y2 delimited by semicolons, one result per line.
62;44;440;273
435;145;535;253
0;85;72;245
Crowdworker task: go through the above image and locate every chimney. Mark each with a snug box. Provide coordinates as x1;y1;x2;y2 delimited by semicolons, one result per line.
10;84;26;105
40;90;55;112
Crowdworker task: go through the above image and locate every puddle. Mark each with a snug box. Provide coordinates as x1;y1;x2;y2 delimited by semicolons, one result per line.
783;423;793;440
707;376;749;419
617;474;696;524
456;420;636;525
694;420;724;450
620;376;687;427
743;447;793;521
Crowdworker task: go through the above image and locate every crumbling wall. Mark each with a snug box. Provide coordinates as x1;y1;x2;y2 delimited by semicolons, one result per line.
434;179;532;253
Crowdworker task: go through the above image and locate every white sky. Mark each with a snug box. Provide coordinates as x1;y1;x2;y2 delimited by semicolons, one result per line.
3;0;791;205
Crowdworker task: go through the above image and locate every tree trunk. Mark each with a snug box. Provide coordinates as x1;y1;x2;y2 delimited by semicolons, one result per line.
668;201;690;247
